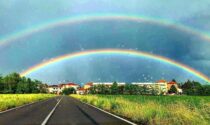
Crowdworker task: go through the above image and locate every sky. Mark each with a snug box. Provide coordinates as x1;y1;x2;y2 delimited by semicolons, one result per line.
0;0;210;84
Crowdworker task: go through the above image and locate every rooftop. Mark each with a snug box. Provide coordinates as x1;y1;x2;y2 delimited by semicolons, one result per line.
167;81;177;84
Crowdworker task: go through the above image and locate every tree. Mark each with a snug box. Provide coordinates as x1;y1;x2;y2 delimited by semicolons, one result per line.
168;85;177;94
30;80;40;93
137;86;144;95
104;85;110;94
111;82;118;94
142;85;148;95
151;88;159;95
0;72;49;94
0;75;4;93
3;73;21;93
16;82;26;93
124;84;139;95
132;85;140;95
16;77;30;93
118;85;125;94
38;83;48;93
181;80;203;95
89;85;97;94
98;84;106;94
124;84;130;94
203;85;210;96
172;79;176;82
26;78;33;93
62;88;75;95
124;84;132;94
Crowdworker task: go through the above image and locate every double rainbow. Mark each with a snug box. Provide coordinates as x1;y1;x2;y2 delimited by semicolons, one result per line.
0;14;209;82
20;49;210;83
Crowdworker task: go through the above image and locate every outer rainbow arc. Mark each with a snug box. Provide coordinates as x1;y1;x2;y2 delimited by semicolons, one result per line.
1;14;210;47
20;49;210;83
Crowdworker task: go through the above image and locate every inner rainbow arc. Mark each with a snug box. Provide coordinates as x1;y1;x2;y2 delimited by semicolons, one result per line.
20;49;210;83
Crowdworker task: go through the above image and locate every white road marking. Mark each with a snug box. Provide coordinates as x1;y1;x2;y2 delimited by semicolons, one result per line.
79;100;137;125
41;97;62;125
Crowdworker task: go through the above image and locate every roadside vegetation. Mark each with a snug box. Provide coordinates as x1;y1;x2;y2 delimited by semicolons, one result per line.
180;80;210;95
0;73;48;94
71;95;210;125
0;94;55;111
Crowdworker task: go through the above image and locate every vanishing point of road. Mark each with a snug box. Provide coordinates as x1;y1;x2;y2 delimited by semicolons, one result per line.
0;96;135;125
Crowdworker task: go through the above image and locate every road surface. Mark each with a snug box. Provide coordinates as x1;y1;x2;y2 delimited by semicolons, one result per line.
0;96;132;125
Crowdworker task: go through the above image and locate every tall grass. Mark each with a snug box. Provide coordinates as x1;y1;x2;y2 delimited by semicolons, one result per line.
71;95;210;125
0;94;55;111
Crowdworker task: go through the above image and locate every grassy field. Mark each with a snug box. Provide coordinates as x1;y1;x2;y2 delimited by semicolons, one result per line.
71;95;210;125
0;94;55;111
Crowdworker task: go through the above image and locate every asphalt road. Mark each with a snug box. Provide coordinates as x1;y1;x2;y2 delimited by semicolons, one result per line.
0;96;132;125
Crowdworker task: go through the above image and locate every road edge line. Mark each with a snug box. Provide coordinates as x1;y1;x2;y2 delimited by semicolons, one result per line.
41;97;62;125
78;99;137;125
0;96;56;114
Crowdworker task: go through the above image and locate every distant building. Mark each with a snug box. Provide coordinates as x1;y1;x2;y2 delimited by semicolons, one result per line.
47;82;80;94
131;81;168;95
93;82;114;86
76;88;86;95
60;83;80;91
156;80;168;95
84;80;181;95
167;81;182;94
93;82;126;86
48;85;59;94
167;81;177;90
157;79;167;83
84;82;93;90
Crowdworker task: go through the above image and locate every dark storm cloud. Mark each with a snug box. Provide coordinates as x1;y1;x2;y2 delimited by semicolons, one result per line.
180;12;210;32
1;20;210;81
1;0;210;83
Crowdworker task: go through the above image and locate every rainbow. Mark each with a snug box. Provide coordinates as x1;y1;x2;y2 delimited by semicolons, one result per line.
1;14;210;47
20;49;210;83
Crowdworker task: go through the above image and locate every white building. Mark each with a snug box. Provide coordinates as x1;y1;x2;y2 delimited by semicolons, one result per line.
47;83;80;94
48;85;59;94
60;83;80;91
76;88;86;95
131;81;168;95
93;82;126;86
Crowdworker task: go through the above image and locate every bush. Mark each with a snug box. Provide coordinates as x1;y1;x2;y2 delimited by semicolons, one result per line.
168;85;177;94
62;88;75;95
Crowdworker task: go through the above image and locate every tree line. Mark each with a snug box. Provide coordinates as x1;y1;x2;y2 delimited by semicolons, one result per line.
89;82;162;95
89;80;210;96
179;80;210;96
0;73;48;94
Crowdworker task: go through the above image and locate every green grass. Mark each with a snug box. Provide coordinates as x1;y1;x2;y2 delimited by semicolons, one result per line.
0;94;55;111
71;95;210;125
